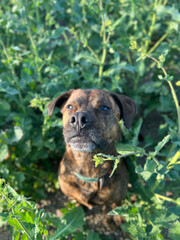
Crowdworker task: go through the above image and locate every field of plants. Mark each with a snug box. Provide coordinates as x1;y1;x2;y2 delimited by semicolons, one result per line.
0;0;180;239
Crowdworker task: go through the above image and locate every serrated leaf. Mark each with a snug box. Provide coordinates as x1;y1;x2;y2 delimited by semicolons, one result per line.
153;134;171;156
21;211;34;224
128;224;138;237
49;207;84;240
0;143;9;162
7;218;23;231
116;144;145;155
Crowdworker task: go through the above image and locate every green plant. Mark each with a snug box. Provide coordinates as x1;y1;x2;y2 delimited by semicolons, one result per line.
93;43;180;238
0;178;85;240
94;126;180;239
0;0;180;239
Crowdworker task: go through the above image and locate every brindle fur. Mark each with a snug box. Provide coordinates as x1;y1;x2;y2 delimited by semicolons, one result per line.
48;89;136;209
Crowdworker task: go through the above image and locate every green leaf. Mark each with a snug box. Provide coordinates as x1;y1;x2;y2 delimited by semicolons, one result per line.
136;165;153;181
74;51;99;64
6;185;19;199
49;207;84;240
103;62;135;76
14;172;25;187
73;232;84;240
11;46;21;51
168;221;180;240
51;27;69;39
87;231;101;240
0;212;9;221
0;99;11;116
7;218;23;231
13;230;21;240
153;134;171;156
0;80;19;95
128;224;138;237
21;233;28;240
131;118;143;146
116;143;145;156
168;21;179;32
144;159;157;173
44;139;56;151
8;126;23;144
0;143;9;162
161;75;174;82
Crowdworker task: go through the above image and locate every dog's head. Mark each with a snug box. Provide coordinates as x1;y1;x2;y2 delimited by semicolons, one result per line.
48;89;136;152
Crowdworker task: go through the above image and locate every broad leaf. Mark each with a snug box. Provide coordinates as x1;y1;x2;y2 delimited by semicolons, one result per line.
49;207;84;240
116;143;145;156
0;143;9;162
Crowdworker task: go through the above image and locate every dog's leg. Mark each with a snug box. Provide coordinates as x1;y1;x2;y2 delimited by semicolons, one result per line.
60;180;93;209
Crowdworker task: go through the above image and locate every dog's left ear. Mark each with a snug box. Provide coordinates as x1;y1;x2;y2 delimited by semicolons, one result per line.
48;90;73;117
110;92;136;129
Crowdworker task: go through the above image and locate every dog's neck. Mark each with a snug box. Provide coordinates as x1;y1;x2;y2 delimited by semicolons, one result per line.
64;143;118;178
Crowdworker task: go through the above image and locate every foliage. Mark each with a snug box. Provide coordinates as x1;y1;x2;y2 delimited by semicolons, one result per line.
0;178;85;240
0;0;180;239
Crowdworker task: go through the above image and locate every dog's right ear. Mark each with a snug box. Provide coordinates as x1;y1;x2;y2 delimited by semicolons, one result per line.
48;90;72;117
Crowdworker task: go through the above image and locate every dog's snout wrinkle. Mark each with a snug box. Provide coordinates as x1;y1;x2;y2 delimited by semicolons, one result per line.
70;111;91;132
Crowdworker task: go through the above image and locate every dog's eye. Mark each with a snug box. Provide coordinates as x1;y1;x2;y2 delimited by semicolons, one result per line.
99;105;110;111
66;104;74;110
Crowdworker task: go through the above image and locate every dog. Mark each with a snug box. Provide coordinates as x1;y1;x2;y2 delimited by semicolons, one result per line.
48;89;136;209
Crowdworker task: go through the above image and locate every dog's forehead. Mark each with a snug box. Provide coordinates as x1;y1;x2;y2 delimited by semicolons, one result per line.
68;89;112;105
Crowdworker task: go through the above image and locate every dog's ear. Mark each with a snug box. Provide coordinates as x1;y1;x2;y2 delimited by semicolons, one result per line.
48;90;72;117
110;92;136;129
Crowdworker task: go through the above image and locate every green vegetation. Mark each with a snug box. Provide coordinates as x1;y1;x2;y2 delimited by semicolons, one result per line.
0;0;180;239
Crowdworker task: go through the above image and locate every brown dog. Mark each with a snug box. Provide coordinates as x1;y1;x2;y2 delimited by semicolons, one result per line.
48;89;136;209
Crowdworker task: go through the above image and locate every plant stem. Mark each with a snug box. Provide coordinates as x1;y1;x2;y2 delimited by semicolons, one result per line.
145;0;158;52
148;32;168;55
155;193;180;206
167;149;180;169
98;0;108;84
147;55;180;136
86;44;100;64
24;9;42;82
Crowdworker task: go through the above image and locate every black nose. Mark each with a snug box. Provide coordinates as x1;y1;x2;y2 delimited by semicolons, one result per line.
70;112;91;131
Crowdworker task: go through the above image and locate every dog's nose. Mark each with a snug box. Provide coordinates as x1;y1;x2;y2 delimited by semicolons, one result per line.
70;112;91;131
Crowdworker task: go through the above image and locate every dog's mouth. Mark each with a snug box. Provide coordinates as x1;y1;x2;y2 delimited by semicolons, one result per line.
66;134;97;152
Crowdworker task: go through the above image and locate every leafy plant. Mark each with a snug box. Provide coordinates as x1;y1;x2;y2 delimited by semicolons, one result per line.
0;0;180;239
0;178;85;240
